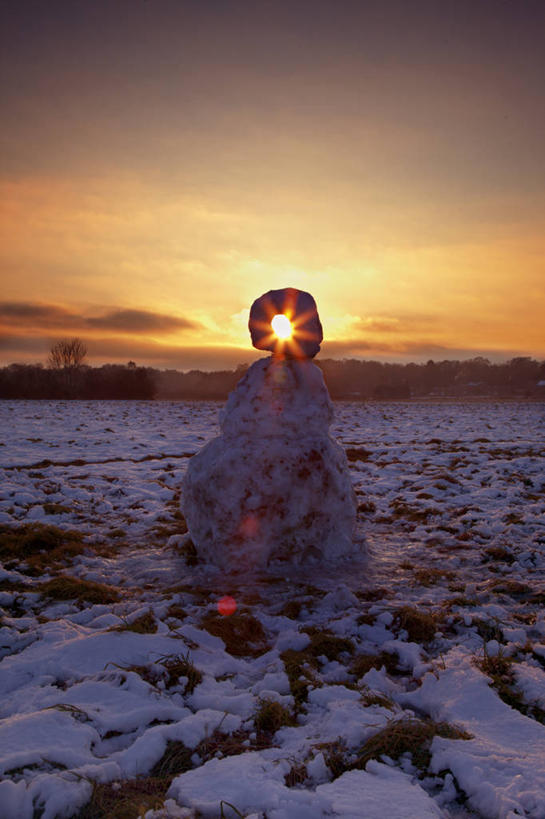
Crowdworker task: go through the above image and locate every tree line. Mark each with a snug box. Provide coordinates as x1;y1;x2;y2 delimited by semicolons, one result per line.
0;339;544;400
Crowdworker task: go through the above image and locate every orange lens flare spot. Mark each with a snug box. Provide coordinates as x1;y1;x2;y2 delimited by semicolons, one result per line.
271;313;293;339
239;514;259;538
217;595;237;616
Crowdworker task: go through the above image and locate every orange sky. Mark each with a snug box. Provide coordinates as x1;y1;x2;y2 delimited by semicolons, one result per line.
1;0;544;370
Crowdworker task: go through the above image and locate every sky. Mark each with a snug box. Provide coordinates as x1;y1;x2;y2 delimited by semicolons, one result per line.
1;0;544;370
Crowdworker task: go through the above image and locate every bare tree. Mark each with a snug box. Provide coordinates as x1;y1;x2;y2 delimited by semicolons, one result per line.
48;338;87;369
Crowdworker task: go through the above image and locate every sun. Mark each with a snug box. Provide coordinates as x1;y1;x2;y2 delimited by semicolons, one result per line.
271;313;293;339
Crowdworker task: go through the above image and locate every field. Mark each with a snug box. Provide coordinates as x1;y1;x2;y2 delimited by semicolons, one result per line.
1;399;544;819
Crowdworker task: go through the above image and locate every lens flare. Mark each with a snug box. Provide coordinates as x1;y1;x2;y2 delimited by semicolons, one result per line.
271;313;292;339
217;595;237;616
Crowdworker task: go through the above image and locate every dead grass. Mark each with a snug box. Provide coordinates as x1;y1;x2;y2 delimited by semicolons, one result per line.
108;652;202;694
149;741;193;778
355;588;392;602
359;688;396;710
280;648;318;707
0;523;83;558
490;579;532;600
357;500;376;514
159;652;203;693
503;512;523;525
393;606;438;643
302;626;355;661
114;611;157;634
107;662;158;687
473;618;503;642
198;727;272;760
389;501;441;523
279;599;303;620
446;595;478;609
77;777;169;818
254;698;296;733
280;627;354;709
0;523;85;572
39;576;120;605
43;502;73;515
165;603;187;621
412;567;456;587
200;611;269;657
315;739;349;779
351;651;399;677
150;726;271;785
284;762;308;787
355;717;472;772
345;447;372;462
482;546;515;564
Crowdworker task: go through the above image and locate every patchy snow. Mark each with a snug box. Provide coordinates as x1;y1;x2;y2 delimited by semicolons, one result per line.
0;398;544;818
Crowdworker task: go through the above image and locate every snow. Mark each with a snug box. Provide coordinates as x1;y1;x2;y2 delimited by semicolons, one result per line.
315;763;443;818
0;397;544;818
400;648;545;818
168;756;442;818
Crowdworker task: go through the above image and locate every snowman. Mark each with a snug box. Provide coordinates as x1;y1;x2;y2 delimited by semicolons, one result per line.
182;287;357;570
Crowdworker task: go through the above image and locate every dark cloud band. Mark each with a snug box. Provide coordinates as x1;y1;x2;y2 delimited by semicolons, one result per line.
0;302;198;334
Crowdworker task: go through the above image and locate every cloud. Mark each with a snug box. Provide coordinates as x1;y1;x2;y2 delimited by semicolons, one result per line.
0;302;198;335
0;302;80;327
355;314;439;334
86;309;198;333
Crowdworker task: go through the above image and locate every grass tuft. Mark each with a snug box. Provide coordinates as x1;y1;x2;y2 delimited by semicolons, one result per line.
490;579;532;600
200;611;269;657
284;762;308;787
77;777;169;818
39;576;120;604
345;447;372;462
279;600;303;620
0;523;83;559
412;567;455;586
355;717;471;773
359;688;396;710
165;603;187;621
315;739;349;779
254;698;296;733
114;610;157;634
159;652;203;693
43;502;73;515
473;618;503;643
280;648;317;707
149;740;192;778
281;627;355;709
482;546;515;564
302;626;355;661
393;606;437;643
351;652;399;678
0;523;84;572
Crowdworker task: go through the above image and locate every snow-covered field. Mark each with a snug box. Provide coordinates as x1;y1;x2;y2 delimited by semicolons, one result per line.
1;398;544;819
